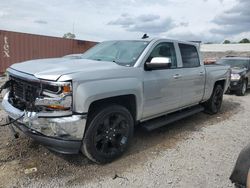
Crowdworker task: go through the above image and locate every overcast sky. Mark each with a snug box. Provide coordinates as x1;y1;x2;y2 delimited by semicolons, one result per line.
0;0;249;43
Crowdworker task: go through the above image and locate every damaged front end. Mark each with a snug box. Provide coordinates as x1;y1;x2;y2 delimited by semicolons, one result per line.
1;69;86;154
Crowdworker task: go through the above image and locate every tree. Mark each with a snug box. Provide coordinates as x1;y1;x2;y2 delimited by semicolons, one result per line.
239;38;250;43
223;40;231;44
63;32;76;39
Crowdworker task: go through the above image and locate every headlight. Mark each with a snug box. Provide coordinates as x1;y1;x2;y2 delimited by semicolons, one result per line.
231;73;241;81
35;81;72;111
42;82;72;96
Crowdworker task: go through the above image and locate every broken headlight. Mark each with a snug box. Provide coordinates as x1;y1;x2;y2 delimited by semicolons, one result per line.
35;82;72;111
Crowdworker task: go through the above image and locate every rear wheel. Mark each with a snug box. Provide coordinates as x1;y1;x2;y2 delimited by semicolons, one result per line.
82;105;134;164
225;88;231;95
204;85;224;114
236;80;247;96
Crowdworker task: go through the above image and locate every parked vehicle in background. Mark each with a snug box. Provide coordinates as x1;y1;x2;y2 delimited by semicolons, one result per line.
1;38;230;163
217;56;250;96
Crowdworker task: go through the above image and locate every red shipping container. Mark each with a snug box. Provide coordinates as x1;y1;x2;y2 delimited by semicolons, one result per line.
0;30;97;74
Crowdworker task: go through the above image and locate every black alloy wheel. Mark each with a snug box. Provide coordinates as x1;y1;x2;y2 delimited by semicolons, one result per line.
82;105;134;164
204;85;224;114
213;87;223;110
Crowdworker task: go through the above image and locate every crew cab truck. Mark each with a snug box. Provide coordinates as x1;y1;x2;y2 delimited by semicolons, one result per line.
1;38;230;163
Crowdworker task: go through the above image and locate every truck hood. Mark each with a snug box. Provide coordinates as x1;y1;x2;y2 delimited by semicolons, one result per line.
231;67;247;75
10;58;123;81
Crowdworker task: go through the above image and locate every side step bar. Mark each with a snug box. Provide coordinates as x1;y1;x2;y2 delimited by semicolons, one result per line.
140;105;204;131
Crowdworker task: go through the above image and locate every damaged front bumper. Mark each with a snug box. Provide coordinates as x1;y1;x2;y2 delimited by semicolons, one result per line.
2;92;87;154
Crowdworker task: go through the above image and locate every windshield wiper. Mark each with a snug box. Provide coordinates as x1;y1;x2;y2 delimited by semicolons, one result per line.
96;58;102;61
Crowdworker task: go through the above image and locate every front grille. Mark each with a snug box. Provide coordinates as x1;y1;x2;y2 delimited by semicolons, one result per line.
12;79;40;102
9;76;41;111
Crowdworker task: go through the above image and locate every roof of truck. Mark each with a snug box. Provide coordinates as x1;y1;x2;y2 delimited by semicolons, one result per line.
105;38;199;46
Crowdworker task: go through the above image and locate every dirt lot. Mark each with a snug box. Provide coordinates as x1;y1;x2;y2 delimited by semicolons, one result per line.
0;77;250;188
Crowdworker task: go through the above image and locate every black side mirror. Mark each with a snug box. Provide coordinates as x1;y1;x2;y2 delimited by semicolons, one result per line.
145;57;172;70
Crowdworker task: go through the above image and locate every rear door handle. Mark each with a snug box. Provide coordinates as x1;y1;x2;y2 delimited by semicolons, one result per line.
199;72;204;76
173;74;182;79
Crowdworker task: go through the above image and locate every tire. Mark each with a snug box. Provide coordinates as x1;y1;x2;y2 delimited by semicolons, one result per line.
81;105;134;164
234;184;246;188
204;85;224;115
225;88;231;95
236;80;247;96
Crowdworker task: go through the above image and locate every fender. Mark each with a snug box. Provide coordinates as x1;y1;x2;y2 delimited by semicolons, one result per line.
202;67;230;102
73;78;143;120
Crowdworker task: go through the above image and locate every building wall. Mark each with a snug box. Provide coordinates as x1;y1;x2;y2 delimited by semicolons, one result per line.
201;43;250;52
0;30;97;74
202;51;250;60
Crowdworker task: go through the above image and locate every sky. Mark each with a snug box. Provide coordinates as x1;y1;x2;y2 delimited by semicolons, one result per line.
0;0;249;43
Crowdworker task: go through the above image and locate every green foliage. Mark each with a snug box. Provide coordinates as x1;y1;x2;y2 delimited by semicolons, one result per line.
63;32;76;39
239;38;250;43
223;40;231;44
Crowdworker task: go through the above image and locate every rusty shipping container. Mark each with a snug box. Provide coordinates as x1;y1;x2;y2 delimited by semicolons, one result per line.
0;30;97;74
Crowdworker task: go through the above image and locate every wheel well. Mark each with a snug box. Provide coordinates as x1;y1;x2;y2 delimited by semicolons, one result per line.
214;80;226;90
88;95;137;121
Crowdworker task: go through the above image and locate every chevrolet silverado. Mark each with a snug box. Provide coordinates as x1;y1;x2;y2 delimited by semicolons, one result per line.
1;38;230;163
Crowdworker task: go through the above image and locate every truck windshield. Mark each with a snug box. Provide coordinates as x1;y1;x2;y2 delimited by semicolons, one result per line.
217;59;249;69
81;40;149;66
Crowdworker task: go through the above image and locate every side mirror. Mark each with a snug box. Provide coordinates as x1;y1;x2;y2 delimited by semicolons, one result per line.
145;57;172;70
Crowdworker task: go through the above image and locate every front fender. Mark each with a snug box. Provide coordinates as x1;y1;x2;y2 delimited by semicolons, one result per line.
73;78;143;120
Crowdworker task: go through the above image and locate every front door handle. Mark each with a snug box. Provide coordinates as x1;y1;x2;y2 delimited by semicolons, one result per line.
199;72;204;76
173;74;182;79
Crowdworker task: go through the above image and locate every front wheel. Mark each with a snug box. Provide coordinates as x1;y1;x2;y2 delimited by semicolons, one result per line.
81;105;134;164
204;85;224;115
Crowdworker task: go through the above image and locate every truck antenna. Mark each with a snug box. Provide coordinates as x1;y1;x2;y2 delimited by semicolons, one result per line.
142;34;149;39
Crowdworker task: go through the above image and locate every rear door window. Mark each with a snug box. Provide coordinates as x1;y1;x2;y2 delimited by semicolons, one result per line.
179;43;200;68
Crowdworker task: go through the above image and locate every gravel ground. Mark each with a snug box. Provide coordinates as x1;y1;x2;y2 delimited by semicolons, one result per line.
0;77;250;188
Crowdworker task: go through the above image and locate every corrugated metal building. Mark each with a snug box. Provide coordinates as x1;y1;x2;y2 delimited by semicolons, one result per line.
201;43;250;52
0;30;97;74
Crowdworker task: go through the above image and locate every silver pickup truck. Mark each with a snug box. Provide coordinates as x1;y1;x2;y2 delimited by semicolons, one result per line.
1;38;230;163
